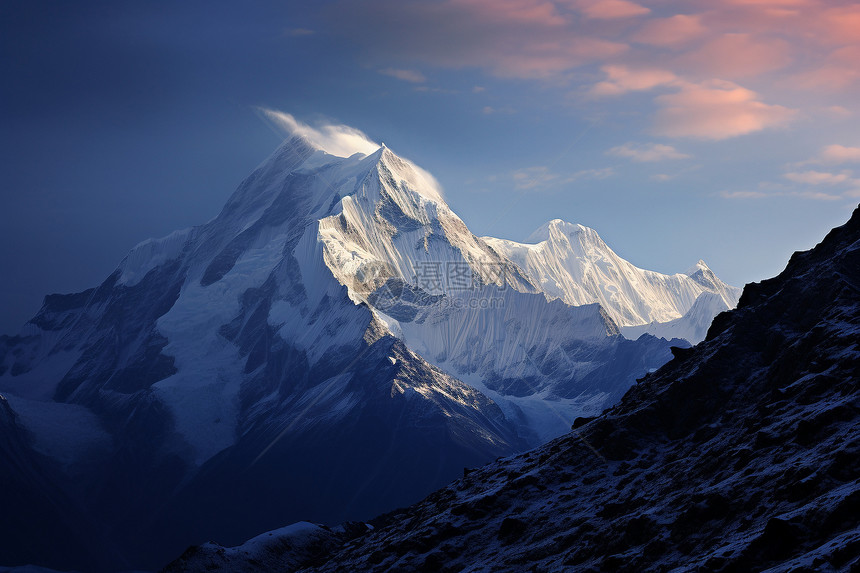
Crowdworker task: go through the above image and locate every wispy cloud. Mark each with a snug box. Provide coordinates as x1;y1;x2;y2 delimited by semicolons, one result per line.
258;108;380;157
574;0;649;20
283;28;315;37
721;190;770;199
793;191;844;201
482;105;515;114
512;166;558;189
512;165;613;190
331;0;627;79
783;170;853;185
379;68;427;83
725;161;860;203
606;142;690;162
796;144;860;166
570;167;615;180
721;189;843;201
680;33;792;79
633;14;705;46
589;66;678;97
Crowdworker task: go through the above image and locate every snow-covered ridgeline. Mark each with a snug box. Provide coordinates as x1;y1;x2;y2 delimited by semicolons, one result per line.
485;219;741;329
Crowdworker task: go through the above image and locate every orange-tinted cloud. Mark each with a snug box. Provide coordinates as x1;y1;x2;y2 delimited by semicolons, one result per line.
653;80;797;139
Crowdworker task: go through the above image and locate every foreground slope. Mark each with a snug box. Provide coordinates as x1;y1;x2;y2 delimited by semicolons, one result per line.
172;207;860;571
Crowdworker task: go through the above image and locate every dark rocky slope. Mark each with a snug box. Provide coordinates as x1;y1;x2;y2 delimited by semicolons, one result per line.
166;206;860;572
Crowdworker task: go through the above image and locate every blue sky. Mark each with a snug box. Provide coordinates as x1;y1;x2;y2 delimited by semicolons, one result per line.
2;0;858;333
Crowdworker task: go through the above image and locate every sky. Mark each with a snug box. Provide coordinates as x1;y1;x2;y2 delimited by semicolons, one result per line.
1;0;859;334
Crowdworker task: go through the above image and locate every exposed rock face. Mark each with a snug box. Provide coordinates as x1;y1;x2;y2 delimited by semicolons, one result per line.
168;206;860;572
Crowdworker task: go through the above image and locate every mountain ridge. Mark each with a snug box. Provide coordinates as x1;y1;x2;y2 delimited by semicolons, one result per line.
484;218;741;333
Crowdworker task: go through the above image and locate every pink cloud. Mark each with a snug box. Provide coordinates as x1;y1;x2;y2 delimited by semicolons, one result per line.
790;45;860;91
721;190;770;199
574;0;650;19
783;170;852;185
606;142;690;161
679;33;792;79
633;14;706;46
589;66;678;96
720;189;843;201
724;0;811;5
819;145;860;164
819;4;860;44
792;191;843;201
653;80;797;139
379;68;427;83
493;37;628;78
330;0;860;109
332;0;631;79
792;67;860;92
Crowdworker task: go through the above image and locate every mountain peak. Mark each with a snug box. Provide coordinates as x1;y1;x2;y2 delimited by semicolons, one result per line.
526;219;591;244
684;259;711;276
371;144;445;204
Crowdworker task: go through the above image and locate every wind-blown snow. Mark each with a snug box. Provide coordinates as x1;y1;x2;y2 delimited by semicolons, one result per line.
259;108;380;158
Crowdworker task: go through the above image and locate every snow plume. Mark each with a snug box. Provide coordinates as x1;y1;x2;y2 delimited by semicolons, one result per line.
258;108;381;158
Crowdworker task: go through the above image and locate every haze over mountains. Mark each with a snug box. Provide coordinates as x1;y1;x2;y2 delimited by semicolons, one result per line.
1;128;738;571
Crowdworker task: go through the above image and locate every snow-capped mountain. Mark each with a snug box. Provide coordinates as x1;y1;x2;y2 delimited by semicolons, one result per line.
621;291;731;344
1;130;725;571
171;206;860;573
485;220;741;340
